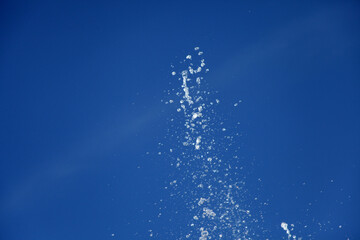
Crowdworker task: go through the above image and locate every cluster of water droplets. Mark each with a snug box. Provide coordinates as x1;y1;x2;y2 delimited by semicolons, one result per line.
281;222;298;240
153;47;262;240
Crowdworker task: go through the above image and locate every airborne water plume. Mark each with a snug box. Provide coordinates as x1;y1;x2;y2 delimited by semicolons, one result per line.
151;48;266;240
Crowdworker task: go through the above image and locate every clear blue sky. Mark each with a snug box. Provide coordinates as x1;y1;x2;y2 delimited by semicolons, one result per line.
0;1;359;239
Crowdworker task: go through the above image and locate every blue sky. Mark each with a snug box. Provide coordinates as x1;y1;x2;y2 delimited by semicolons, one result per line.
1;1;359;239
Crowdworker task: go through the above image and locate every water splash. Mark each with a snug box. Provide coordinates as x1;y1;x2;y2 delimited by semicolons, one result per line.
153;47;262;240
